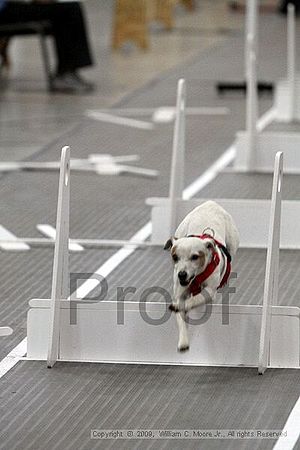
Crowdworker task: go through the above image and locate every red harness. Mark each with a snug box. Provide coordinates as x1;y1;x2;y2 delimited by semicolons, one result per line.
187;234;232;297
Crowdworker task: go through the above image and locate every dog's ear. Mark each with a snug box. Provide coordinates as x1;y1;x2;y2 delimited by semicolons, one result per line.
205;238;216;252
164;237;173;250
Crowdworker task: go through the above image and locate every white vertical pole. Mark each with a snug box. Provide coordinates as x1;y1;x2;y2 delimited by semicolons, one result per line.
47;146;70;368
168;79;186;236
245;0;259;170
287;3;296;121
258;152;283;375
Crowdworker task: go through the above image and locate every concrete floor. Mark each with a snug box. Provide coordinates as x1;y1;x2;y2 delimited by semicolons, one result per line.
1;1;300;449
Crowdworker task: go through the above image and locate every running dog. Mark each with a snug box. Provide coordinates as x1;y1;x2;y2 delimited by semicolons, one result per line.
164;201;239;352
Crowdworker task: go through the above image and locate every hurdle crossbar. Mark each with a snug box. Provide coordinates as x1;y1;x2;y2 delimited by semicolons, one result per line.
0;237;158;249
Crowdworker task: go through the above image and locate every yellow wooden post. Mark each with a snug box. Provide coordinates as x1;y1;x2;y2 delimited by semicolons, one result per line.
154;0;178;30
112;0;149;50
181;0;195;11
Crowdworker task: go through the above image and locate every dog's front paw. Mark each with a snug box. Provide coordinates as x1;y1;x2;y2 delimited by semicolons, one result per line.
178;344;189;353
169;303;180;313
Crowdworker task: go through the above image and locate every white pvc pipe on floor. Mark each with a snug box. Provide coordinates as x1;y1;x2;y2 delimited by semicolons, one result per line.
0;237;158;248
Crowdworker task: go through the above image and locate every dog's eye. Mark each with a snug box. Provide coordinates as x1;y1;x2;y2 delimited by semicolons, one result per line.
191;254;199;261
172;254;178;263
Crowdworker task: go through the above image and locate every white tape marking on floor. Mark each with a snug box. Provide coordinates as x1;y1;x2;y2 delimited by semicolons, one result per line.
75;222;152;300
37;224;84;252
0;105;274;378
0;225;30;251
273;395;300;450
0;338;27;378
85;111;154;130
183;146;236;199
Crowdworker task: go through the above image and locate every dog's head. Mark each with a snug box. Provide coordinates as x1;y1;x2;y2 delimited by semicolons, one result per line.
164;236;215;287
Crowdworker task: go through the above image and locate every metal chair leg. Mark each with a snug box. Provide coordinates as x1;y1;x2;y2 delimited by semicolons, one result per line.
39;31;53;91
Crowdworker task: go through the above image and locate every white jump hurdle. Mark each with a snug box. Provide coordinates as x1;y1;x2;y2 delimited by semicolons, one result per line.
234;0;300;173
274;4;300;122
147;79;300;249
144;78;299;370
26;143;300;371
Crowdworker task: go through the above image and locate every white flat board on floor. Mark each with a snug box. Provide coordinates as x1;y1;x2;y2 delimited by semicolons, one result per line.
0;327;13;337
0;226;29;251
146;197;300;249
27;300;300;368
152;107;229;123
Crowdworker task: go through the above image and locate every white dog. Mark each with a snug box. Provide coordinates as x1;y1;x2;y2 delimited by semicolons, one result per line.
164;201;239;352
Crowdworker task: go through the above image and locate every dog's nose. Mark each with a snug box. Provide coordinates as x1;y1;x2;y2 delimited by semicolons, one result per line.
178;271;187;281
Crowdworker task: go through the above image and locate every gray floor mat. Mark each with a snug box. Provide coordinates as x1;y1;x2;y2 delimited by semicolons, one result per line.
1;10;300;450
0;361;299;450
